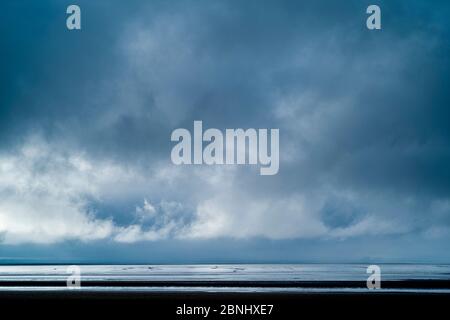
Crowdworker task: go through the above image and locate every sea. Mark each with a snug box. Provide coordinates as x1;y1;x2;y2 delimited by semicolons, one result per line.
0;264;449;293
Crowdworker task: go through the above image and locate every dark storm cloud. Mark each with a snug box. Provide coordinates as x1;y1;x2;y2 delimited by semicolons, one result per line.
1;0;450;252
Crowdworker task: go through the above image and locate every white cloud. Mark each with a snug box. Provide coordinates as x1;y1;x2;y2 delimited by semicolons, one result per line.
184;192;328;239
114;225;163;243
0;138;116;244
135;199;157;220
0;136;142;244
0;138;192;244
1;135;448;245
115;199;189;243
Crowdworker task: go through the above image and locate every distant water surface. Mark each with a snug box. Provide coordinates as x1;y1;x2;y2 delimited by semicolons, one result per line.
0;264;449;293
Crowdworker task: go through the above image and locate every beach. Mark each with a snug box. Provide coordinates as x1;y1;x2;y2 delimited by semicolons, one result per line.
0;264;449;318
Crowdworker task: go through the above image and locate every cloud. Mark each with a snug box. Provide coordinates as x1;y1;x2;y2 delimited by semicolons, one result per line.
0;135;184;244
0;137;120;244
183;190;327;239
115;199;193;243
135;199;157;220
0;131;449;245
0;0;450;259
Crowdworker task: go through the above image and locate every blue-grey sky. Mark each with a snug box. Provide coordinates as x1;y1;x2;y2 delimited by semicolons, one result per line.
1;0;450;263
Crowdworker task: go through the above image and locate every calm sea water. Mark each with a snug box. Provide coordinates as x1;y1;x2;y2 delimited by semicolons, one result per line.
0;264;449;293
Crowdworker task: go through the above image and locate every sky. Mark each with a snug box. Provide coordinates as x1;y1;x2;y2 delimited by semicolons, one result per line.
0;0;450;264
